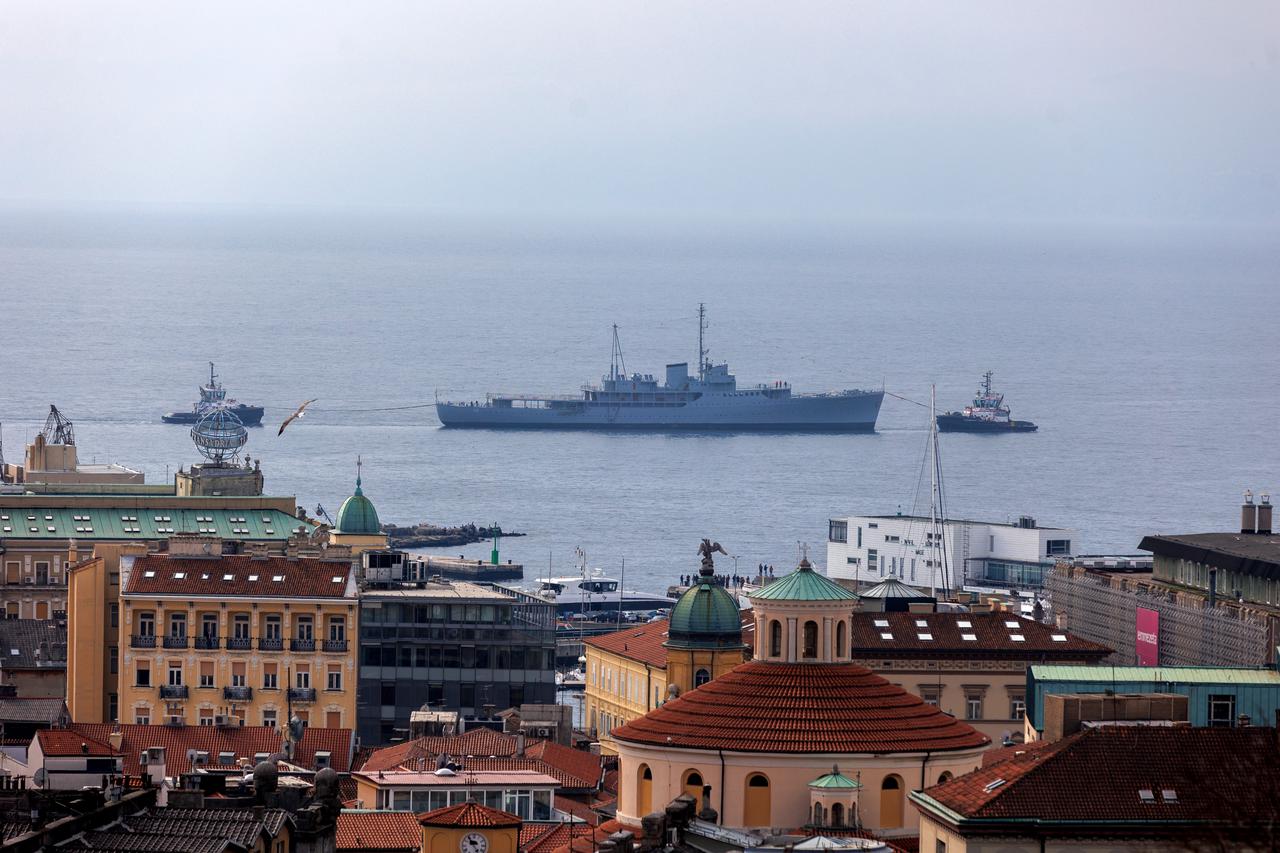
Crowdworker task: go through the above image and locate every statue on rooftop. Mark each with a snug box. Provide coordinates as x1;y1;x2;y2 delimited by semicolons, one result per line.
698;538;728;572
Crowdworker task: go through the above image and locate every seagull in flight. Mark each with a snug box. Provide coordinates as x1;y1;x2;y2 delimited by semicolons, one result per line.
278;399;318;436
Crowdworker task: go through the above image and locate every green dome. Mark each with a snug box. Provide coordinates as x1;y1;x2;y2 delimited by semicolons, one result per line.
809;765;861;789
667;575;745;650
335;474;381;535
750;559;857;602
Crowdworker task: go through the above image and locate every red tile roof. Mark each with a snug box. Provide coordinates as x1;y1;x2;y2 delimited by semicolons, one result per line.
36;729;116;756
520;822;574;853
61;722;353;774
524;740;603;790
125;554;355;599
612;661;988;754
918;726;1280;828
848;612;1111;659
361;729;523;773
336;811;421;852
419;801;522;828
584;612;756;669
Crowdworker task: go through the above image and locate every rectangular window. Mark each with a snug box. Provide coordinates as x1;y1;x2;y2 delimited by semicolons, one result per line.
231;661;246;687
918;686;941;706
296;665;311;689
1046;539;1071;556
264;615;282;640
136;661;151;687
168;662;183;686
110;603;119;628
263;708;277;728
295;709;308;725
856;526;863;547
168;612;186;637
326;664;342;691
828;520;848;543
199;709;214;726
202;614;218;638
328;616;346;642
135;712;150;725
138;612;155;637
1208;694;1236;727
296;615;313;640
263;662;278;689
326;710;342;729
868;549;879;575
965;695;983;720
233;614;250;639
1010;695;1027;720
110;645;118;675
200;661;214;688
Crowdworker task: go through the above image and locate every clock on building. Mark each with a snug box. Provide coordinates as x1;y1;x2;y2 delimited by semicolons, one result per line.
460;832;488;853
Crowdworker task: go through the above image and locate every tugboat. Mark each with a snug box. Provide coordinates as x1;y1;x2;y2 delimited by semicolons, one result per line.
436;304;883;431
161;363;264;426
936;371;1037;433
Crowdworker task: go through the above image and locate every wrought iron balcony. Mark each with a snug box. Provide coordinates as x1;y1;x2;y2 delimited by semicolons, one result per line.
162;636;189;649
322;639;348;653
223;685;253;701
130;635;156;649
290;638;315;652
287;687;316;702
227;637;253;651
258;637;284;651
159;685;188;699
194;635;220;650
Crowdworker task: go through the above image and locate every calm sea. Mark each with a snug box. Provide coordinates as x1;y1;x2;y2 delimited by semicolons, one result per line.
1;207;1276;591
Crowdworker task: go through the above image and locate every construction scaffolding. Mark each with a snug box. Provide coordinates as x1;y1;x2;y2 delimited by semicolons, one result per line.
1047;564;1271;667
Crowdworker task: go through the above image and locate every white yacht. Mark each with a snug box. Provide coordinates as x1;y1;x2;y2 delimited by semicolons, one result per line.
535;570;674;617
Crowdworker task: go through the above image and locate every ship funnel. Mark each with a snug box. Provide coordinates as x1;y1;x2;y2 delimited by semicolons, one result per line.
665;362;690;389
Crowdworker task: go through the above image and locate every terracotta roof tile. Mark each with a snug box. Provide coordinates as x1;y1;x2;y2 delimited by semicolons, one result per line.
125;554;355;599
361;729;522;773
919;727;1280;825
583;611;756;668
524;741;603;790
61;723;352;774
848;613;1110;659
521;822;574;853
37;729;115;756
337;811;421;852
613;661;988;754
419;801;522;828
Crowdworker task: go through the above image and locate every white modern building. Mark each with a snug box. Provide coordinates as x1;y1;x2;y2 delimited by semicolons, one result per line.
826;514;1077;593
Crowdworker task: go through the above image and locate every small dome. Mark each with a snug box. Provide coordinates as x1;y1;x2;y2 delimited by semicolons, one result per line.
668;576;743;650
809;765;861;789
335;471;380;535
750;558;857;603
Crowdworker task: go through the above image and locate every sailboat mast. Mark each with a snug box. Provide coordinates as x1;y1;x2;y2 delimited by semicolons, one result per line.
929;385;939;598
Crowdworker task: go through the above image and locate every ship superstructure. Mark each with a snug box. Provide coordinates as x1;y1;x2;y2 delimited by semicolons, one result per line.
936;371;1037;433
162;363;264;426
436;306;883;431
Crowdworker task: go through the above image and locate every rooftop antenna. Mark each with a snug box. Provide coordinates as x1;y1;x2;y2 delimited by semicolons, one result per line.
41;405;75;446
697;303;709;379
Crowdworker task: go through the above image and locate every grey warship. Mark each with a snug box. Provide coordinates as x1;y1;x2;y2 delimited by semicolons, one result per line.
436;306;883;431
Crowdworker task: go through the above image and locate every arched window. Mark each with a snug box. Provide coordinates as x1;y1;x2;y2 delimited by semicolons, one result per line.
743;773;771;826
682;770;703;801
812;802;824;826
831;802;845;827
769;620;782;657
694;668;711;687
836;620;848;658
880;774;904;828
937;771;953;785
637;764;653;816
802;621;818;659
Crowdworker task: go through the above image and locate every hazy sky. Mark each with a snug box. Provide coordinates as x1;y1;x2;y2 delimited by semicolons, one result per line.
2;1;1277;224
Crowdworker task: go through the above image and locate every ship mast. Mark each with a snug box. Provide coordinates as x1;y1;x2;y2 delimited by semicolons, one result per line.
610;325;627;380
697;303;709;380
928;385;952;598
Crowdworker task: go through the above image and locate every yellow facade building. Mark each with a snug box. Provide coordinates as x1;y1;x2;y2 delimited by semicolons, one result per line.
418;801;522;853
584;563;753;754
105;536;358;729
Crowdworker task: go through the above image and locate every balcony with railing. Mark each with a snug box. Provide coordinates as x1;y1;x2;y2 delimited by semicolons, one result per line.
258;637;284;651
223;685;253;701
159;684;189;699
130;634;156;649
162;635;189;649
227;636;253;651
194;635;220;650
290;638;315;652
322;639;348;653
287;687;316;702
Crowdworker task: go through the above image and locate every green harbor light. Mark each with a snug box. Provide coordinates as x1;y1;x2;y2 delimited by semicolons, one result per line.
491;523;500;565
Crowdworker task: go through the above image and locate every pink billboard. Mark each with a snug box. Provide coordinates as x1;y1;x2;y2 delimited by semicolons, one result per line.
1135;607;1159;666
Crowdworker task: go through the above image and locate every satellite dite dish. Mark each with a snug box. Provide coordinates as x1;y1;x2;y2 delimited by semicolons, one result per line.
191;405;248;464
33;768;46;787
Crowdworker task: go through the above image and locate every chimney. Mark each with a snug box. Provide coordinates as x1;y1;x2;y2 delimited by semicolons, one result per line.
1241;490;1272;534
516;732;526;757
108;727;123;752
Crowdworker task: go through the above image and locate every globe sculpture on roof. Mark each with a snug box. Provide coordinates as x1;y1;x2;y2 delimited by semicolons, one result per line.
191;405;248;464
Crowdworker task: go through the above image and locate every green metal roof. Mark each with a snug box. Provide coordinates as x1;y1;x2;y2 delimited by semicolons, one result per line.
857;578;933;600
1031;665;1280;685
809;767;861;789
335;476;380;535
0;507;312;541
750;560;858;602
668;578;744;649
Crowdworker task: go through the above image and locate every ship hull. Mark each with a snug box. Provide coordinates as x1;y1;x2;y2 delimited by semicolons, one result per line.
437;391;883;431
936;414;1037;433
162;405;265;426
